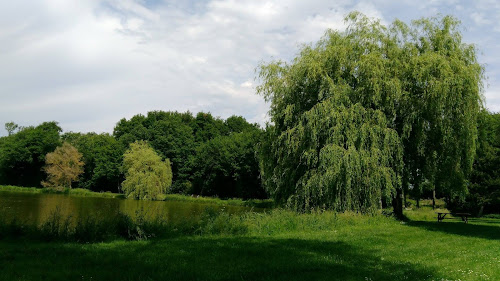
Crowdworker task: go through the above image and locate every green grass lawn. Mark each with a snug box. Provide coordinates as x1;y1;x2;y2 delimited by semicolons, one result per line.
1;205;499;281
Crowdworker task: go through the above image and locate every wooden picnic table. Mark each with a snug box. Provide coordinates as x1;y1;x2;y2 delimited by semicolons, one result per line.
437;212;471;223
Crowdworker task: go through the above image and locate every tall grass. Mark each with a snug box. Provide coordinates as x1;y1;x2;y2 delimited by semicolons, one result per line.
0;206;397;243
0;206;251;242
242;209;394;236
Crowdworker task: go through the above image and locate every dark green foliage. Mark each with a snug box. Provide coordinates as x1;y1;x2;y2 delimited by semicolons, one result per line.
63;132;125;192
461;111;500;214
225;115;260;134
148;115;196;190
113;111;265;198
0;122;62;187
0;112;264;199
113;114;150;145
257;13;484;213
191;130;266;199
193;112;228;143
114;111;197;189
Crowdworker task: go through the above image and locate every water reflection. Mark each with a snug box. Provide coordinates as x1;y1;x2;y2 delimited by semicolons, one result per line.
0;191;260;226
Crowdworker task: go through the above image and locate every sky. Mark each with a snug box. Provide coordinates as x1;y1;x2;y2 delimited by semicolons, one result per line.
1;0;499;136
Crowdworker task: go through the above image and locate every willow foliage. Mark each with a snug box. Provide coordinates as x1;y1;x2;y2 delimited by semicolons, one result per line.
257;12;484;213
122;141;172;200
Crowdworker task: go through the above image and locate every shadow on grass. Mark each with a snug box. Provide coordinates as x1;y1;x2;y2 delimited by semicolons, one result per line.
0;237;436;281
406;219;500;240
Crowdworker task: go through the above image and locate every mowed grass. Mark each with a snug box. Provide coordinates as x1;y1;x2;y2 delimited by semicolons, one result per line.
1;204;499;281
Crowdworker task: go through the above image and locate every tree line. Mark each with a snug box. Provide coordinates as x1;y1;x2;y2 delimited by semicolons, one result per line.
0;13;498;215
0;111;266;200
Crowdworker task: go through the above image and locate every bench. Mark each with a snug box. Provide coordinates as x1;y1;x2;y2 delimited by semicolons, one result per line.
437;212;471;223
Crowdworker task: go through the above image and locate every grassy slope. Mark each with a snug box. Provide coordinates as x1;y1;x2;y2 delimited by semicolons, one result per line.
1;206;499;281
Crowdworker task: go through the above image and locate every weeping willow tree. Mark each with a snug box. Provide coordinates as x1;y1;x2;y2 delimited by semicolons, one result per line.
122;141;173;200
257;12;484;215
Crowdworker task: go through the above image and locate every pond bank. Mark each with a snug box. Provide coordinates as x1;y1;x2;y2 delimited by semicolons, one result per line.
0;185;273;208
0;188;268;238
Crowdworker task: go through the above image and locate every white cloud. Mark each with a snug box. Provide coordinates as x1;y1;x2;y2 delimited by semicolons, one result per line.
241;81;252;88
485;87;500;113
470;12;491;26
0;0;499;136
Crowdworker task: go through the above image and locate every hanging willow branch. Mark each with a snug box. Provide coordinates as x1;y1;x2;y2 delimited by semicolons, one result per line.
257;12;484;213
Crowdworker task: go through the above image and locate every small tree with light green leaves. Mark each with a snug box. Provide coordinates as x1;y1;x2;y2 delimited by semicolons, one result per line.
122;141;172;200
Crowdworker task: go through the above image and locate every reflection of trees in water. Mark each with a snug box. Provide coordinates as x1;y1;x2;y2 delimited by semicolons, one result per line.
0;191;42;225
119;199;251;224
37;194;76;225
119;199;204;223
35;194;121;226
71;196;121;222
1;192;257;226
120;199;169;222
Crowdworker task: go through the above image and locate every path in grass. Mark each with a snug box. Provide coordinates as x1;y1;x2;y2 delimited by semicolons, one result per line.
1;209;499;281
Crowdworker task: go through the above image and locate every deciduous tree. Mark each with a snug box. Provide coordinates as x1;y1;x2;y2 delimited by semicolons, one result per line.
122;141;172;200
113;111;258;194
42;142;84;188
191;130;266;199
114;111;196;191
63;132;124;192
0;121;62;187
257;12;484;215
465;111;500;214
4;122;18;136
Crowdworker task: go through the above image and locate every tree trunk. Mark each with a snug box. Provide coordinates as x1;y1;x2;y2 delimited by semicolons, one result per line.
416;198;420;208
478;205;484;217
432;188;436;209
392;188;404;219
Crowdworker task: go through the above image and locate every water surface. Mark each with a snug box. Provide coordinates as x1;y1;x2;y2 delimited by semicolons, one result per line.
0;191;261;225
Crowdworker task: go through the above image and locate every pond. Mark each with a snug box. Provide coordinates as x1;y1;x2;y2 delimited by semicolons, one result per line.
0;191;262;226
